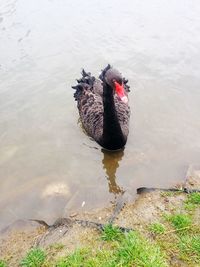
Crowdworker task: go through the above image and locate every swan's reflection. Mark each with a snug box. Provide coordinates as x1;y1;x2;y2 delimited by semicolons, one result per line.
102;149;124;195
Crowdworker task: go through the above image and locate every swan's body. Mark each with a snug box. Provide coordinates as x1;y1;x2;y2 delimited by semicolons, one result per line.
72;65;130;150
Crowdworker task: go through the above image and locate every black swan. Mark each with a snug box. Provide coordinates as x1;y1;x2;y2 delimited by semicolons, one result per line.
72;64;130;150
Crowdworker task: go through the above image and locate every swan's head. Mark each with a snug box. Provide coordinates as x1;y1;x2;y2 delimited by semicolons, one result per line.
100;65;128;104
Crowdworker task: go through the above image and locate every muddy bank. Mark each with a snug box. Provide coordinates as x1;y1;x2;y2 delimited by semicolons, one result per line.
0;165;200;266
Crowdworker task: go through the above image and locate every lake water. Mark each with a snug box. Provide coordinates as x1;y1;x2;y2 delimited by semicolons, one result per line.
0;0;200;229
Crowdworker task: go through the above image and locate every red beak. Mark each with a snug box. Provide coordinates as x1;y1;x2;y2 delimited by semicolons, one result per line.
114;81;128;103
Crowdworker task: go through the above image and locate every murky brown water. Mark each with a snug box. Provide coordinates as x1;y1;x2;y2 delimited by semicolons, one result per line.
1;0;200;229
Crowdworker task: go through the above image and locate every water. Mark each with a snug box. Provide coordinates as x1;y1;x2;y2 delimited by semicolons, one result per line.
0;0;200;229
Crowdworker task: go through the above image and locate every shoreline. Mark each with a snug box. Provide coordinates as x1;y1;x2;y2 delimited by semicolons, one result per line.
0;167;200;266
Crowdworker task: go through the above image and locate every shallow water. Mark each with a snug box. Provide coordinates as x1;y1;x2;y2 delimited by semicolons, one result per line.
0;0;200;229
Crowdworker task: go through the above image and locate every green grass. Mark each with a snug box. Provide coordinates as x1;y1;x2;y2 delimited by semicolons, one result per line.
3;191;200;267
180;235;200;254
187;192;200;204
156;207;200;265
101;223;123;241
184;192;200;211
185;192;200;210
0;260;7;267
115;231;167;267
56;248;89;267
167;214;192;231
184;202;196;211
179;235;200;263
20;248;46;267
149;223;166;234
56;231;167;267
84;249;114;267
48;203;200;266
3;213;199;267
56;248;115;267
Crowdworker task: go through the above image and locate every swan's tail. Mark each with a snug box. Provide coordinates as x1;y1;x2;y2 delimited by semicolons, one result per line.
72;69;95;101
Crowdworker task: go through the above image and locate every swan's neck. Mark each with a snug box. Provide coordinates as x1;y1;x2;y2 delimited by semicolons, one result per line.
102;84;125;150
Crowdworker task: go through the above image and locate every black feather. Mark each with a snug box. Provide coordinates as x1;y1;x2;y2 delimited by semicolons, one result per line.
72;70;95;101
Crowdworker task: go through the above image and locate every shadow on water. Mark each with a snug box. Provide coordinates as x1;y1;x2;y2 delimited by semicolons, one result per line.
101;149;125;195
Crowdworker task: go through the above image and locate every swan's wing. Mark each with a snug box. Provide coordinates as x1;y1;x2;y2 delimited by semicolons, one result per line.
92;79;103;96
72;70;102;101
72;70;103;142
78;90;103;143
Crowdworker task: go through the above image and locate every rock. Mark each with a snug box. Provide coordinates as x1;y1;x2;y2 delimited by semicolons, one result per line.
42;182;70;198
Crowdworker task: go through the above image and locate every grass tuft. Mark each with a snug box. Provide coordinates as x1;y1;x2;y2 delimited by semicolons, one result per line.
179;235;200;263
187;192;200;204
149;223;166;234
180;235;200;254
83;249;115;267
184;202;196;211
20;248;46;267
0;260;7;267
116;231;167;267
167;214;192;231
55;248;89;267
101;224;123;241
55;231;167;267
184;192;200;211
